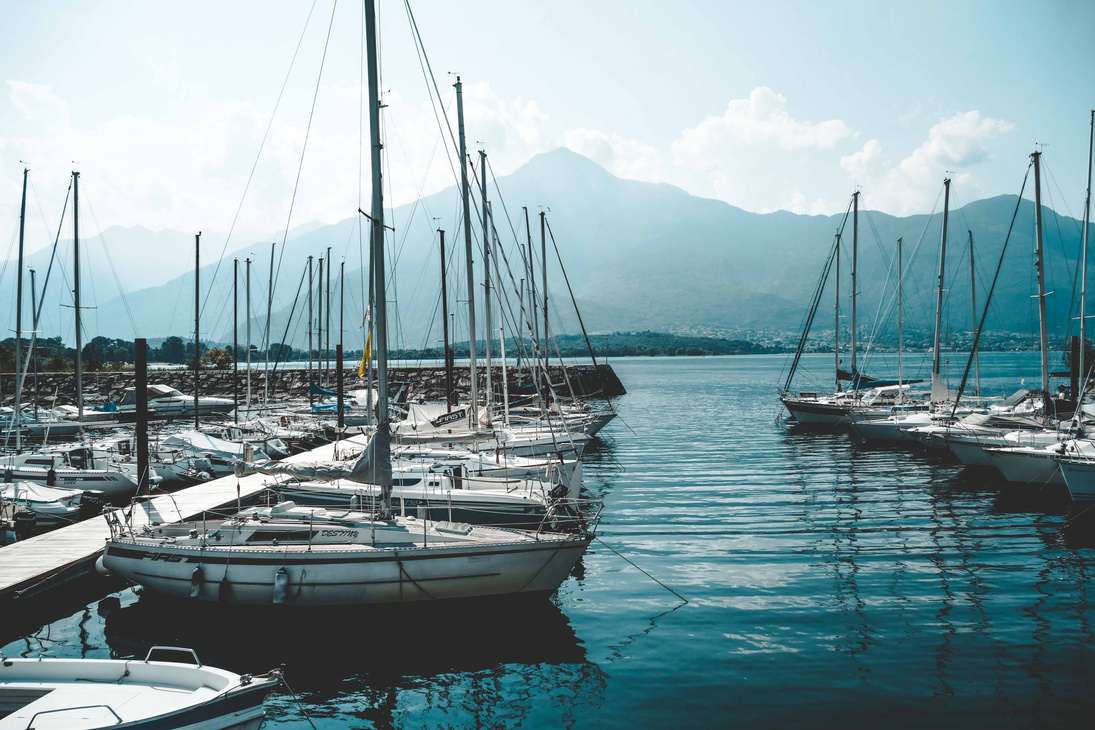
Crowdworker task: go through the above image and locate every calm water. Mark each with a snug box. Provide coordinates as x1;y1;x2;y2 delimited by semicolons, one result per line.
5;353;1095;728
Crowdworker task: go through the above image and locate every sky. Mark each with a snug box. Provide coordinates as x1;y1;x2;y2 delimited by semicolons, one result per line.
2;0;1094;256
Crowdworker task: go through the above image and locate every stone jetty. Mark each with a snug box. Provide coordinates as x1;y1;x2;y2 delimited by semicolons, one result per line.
0;364;625;407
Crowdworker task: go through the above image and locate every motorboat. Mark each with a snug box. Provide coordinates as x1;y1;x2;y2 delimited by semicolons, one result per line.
0;646;278;729
116;384;235;417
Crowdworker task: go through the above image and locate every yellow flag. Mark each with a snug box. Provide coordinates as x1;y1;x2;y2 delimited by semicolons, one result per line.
358;331;372;377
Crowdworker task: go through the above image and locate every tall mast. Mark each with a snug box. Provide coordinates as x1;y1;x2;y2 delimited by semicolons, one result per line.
541;210;548;370
490;204;511;424
265;242;274;404
246;257;252;416
73;171;83;437
850;190;859;376
455;77;479;425
30;268;39;418
318;256;324;385
480;150;493;425
969;231;980;397
233;257;239;423
440;228;454;409
194;232;201;430
1080;111;1094;396
1032;151;1050;393
364;0;392;510
525;207;539;382
339;261;345;356
14;167;27;452
307;254;314;404
326;245;332;382
834;233;841;391
897;237;903;389
932;178;950;400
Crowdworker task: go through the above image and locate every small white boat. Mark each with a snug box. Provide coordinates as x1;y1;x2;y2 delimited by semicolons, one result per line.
0;462;139;506
0;646;278;729
116;385;235;417
0;481;85;529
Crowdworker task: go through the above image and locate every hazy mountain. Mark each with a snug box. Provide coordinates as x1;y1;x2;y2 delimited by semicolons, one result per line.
3;148;1089;353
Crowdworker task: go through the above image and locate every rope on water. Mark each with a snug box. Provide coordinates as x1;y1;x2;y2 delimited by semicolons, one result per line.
278;673;318;730
593;536;688;604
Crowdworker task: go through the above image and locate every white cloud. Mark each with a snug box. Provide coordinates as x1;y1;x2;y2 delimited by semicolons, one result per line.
841;111;1015;214
674;87;854;160
562;128;663;181
7;81;68;126
0;78;1019;250
667;87;857;213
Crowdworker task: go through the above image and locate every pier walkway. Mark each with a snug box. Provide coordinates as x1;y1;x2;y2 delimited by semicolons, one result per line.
0;451;316;603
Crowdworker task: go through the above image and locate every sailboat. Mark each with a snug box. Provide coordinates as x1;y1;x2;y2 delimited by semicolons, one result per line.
101;0;594;606
780;191;920;425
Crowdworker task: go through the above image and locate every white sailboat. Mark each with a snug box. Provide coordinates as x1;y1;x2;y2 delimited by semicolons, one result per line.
102;0;594;607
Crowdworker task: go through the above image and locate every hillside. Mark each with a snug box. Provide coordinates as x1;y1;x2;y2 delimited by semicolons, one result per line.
2;148;1089;354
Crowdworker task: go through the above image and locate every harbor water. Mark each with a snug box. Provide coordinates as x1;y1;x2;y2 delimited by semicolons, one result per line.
3;352;1094;728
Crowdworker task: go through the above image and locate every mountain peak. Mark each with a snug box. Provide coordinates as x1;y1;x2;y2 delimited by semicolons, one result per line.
519;147;615;181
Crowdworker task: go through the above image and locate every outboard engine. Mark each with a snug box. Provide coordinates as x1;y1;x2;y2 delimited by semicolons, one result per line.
13;510;37;540
78;490;108;521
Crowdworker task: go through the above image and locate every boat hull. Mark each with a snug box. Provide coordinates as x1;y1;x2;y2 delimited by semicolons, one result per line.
780;398;851;426
984;448;1065;486
1060;459;1095;502
0;466;138;505
103;533;590;606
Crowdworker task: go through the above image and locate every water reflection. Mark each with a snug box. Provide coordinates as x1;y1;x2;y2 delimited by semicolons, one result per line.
98;589;606;728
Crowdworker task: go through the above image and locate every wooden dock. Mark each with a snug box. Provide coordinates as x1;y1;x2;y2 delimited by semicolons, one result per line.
0;449;319;603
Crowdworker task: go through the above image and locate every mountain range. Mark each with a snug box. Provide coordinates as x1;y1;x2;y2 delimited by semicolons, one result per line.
1;148;1089;353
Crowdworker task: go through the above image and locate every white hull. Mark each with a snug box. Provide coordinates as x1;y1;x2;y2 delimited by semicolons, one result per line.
945;438;999;467
0;466;138;504
1060;458;1095;501
984;448;1065;486
0;655;275;730
104;527;590;606
780;398;851;425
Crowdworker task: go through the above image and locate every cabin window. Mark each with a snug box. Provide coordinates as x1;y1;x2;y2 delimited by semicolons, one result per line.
246;529;315;542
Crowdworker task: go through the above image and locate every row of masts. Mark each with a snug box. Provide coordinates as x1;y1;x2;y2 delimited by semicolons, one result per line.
830;178;989;398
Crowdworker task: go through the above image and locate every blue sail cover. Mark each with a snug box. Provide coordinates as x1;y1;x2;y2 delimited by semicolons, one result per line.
839;368;924;390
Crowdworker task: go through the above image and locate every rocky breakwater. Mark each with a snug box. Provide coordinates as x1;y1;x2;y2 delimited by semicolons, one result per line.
0;364;625;407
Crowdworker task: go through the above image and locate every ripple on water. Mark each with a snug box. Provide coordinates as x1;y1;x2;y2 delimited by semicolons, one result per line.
5;353;1095;728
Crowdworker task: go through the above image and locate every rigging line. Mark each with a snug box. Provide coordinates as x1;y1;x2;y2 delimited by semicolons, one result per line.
356;0;365;346
270;265;309;377
858;187;942;369
27;178;74;320
545;216;599;367
272;0;339;333
0;222;17;293
1041;157;1081;227
781;196;854;388
593;536;687;604
404;0;461;179
198;0;320;321
484;156;526;250
952;162;1033;416
83;187;140;337
859;229;900;366
1041;166;1080;341
949;189;994;298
